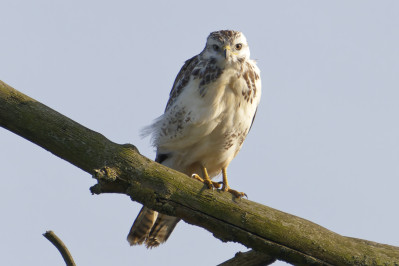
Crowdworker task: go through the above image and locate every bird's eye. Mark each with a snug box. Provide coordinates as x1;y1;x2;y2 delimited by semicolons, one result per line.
213;44;219;51
235;43;242;50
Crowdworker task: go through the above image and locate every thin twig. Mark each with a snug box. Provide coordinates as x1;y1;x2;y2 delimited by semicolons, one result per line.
43;230;76;266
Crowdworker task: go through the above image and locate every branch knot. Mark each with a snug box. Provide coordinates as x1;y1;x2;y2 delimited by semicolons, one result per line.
93;166;118;181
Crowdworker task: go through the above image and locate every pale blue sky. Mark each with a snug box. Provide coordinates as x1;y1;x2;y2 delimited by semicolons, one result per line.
1;1;398;265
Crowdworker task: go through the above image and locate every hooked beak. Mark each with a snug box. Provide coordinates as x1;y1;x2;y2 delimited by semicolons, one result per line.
223;45;231;59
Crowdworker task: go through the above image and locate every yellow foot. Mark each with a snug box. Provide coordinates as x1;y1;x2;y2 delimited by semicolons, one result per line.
222;184;247;198
220;167;247;198
191;174;221;189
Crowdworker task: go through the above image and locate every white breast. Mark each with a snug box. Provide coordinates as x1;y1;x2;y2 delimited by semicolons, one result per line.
149;61;261;177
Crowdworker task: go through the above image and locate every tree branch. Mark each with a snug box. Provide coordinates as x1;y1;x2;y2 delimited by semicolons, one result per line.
1;80;399;265
218;250;276;266
43;230;76;266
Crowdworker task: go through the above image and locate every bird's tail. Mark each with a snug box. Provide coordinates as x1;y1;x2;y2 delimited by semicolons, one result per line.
127;206;180;248
127;206;158;245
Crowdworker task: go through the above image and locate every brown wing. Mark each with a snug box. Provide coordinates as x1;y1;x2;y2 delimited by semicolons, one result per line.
243;61;261;134
248;107;258;133
165;55;199;111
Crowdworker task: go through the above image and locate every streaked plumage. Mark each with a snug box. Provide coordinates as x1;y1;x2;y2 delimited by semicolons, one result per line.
128;30;261;248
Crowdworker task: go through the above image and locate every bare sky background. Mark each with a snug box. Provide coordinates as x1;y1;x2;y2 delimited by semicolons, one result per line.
1;1;398;265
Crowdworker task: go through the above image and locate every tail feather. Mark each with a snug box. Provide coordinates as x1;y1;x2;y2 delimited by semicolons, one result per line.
127;152;180;248
127;207;158;245
127;206;180;248
145;214;180;248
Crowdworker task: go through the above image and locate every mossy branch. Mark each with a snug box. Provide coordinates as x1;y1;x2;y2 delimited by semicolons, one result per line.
1;80;398;265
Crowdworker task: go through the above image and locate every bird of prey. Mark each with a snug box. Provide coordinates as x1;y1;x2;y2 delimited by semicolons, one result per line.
127;30;261;248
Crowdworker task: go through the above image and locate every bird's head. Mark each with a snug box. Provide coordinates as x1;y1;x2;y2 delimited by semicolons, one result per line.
201;30;250;65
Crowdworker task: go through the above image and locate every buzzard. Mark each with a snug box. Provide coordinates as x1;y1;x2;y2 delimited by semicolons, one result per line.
128;30;261;248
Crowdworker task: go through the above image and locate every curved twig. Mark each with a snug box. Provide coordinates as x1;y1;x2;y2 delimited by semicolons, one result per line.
43;230;76;266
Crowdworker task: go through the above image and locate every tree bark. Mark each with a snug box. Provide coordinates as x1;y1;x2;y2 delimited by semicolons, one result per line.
1;80;398;265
